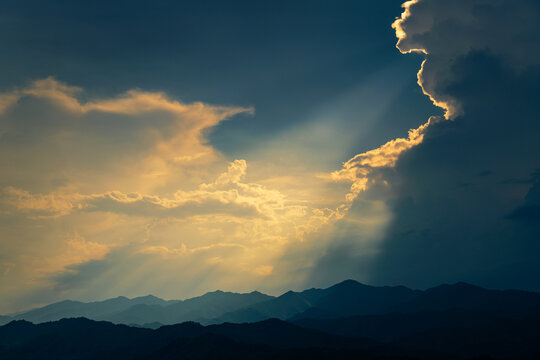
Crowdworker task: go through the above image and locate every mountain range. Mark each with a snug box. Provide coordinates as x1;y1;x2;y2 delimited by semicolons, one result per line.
3;280;540;327
2;308;540;359
2;280;540;359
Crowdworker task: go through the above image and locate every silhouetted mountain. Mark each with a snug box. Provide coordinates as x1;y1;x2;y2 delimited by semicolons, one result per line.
3;283;540;360
294;308;540;359
212;280;540;324
10;295;179;324
213;290;321;324
7;291;273;326
0;318;153;359
204;318;379;349
398;313;540;359
105;290;273;325
292;280;421;319
129;322;164;329
0;317;419;360
5;313;539;359
6;280;540;330
294;307;540;341
394;282;540;313
212;280;420;323
139;333;396;360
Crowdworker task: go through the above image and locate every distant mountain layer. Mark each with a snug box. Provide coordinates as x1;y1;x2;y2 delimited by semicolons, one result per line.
211;280;540;324
0;291;273;326
2;295;179;325
3;280;540;327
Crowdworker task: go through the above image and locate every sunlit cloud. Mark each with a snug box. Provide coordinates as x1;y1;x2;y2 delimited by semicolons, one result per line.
3;160;309;221
329;117;436;201
138;243;247;258
6;77;252;119
0;77;253;196
392;0;540;121
0;93;20;116
0;76;355;311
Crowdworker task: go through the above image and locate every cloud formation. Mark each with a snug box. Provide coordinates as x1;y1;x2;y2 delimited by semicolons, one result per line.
0;78;359;312
330;118;435;201
393;0;540;119
3;160;301;221
0;78;253;196
364;0;540;289
2;77;252;118
0;0;434;313
332;0;540;204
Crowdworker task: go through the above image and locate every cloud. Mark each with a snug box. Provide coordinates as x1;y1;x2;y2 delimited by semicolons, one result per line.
0;2;441;312
0;77;253;195
0;93;20;115
138;243;246;257
365;0;540;290
1;152;351;307
2;160;304;221
1;233;111;293
4;77;252;119
329;118;436;201
43;233;111;274
0;75;365;313
301;0;540;293
330;0;540;204
3;186;86;218
393;0;540;119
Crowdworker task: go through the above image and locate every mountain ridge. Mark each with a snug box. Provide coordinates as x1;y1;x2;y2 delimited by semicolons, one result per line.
3;310;540;359
4;280;540;328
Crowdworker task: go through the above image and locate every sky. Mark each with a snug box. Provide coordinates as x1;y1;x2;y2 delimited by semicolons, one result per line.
0;0;539;313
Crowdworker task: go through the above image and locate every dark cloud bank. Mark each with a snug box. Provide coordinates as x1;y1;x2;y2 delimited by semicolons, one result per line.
311;0;540;291
371;52;540;290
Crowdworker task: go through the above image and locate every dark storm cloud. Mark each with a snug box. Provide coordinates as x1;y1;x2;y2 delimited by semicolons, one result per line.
306;0;540;291
369;50;540;290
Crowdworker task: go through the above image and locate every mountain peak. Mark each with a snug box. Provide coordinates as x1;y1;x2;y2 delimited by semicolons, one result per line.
337;279;362;286
327;279;368;290
279;290;300;298
133;294;161;301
